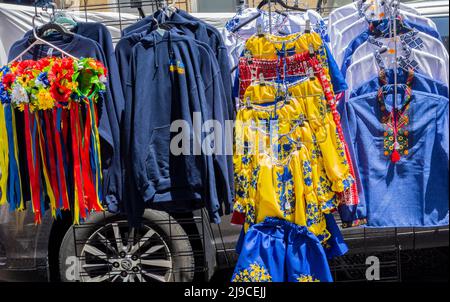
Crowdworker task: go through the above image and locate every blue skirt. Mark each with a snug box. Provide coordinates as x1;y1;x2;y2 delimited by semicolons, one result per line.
232;217;334;282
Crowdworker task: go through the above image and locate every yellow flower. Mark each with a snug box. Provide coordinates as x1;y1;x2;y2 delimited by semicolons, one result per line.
66;81;79;91
16;74;30;88
36;89;55;110
297;274;320;282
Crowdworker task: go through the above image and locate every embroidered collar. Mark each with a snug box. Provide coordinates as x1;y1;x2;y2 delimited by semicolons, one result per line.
367;29;424;51
374;48;420;74
377;68;415;163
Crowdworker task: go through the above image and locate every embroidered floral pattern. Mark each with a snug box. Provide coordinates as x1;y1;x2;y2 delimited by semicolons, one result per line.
306;202;322;227
297;274;320;282
378;68;414;161
235;171;250;200
276;166;296;217
232;263;272;282
303;160;313;187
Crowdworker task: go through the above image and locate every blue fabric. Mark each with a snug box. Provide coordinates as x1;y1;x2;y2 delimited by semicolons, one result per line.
350;69;449;98
7;33;123;214
117;29;233;220
323;213;349;259
323;43;348;93
340;70;449;226
404;19;442;41
122;16;154;36
232;217;333;282
342;87;449;227
340;19;442;77
122;11;234;120
124;31;225;224
115;32;146;99
235;213;348;260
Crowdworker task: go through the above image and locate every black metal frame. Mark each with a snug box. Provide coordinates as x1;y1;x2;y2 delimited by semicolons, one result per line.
33;0;448;283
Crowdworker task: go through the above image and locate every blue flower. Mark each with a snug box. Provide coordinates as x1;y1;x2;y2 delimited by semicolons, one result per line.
0;66;10;76
242;155;250;165
0;83;10;104
304;177;313;187
36;72;50;87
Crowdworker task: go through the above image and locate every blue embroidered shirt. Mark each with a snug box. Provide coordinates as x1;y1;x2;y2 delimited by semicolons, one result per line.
342;87;449;227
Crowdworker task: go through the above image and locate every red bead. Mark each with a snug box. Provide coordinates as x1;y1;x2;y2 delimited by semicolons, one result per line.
391;150;401;163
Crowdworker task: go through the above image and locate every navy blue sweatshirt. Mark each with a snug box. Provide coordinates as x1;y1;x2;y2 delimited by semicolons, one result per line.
8;33;123;213
124;31;223;223
122;11;234;120
118;28;233;218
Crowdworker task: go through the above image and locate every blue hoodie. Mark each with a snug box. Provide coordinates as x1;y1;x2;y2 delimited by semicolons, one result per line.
124;31;226;223
117;28;234;216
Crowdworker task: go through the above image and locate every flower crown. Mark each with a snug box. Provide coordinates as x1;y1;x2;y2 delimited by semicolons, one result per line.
0;57;108;111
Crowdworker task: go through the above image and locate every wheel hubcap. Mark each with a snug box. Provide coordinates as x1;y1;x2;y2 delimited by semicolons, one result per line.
79;221;173;282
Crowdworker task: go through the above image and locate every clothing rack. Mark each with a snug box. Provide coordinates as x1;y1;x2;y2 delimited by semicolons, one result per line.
4;0;445;282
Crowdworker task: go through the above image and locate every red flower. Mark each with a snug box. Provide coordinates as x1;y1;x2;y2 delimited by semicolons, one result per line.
48;59;74;85
50;81;72;104
2;73;16;90
35;57;51;70
15;60;38;78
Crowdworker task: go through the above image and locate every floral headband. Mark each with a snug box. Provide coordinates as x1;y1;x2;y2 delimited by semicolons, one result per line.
0;57;107;111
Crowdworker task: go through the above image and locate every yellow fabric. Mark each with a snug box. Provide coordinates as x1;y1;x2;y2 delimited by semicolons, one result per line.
234;130;330;241
234;79;356;241
245;32;324;60
240;79;353;193
242;31;336;100
0;105;9;206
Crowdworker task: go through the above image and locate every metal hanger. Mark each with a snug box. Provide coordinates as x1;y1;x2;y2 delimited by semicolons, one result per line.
33;2;74;40
9;14;78;63
130;0;146;18
231;0;297;33
257;0;307;11
160;0;177;18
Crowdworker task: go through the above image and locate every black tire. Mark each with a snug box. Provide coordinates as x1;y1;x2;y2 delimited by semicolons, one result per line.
59;209;195;282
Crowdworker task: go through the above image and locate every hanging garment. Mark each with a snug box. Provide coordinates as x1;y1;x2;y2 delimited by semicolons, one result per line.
0;57;107;224
240;32;359;210
242;32;348;94
122;9;234;120
340;28;449;77
331;17;441;67
221;7;329;77
123;31;231;225
231;217;334;282
345;48;449;92
328;0;420;32
119;28;233;225
234;79;354;242
7;33;123;217
341;71;449;227
331;9;436;47
350;68;449;99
